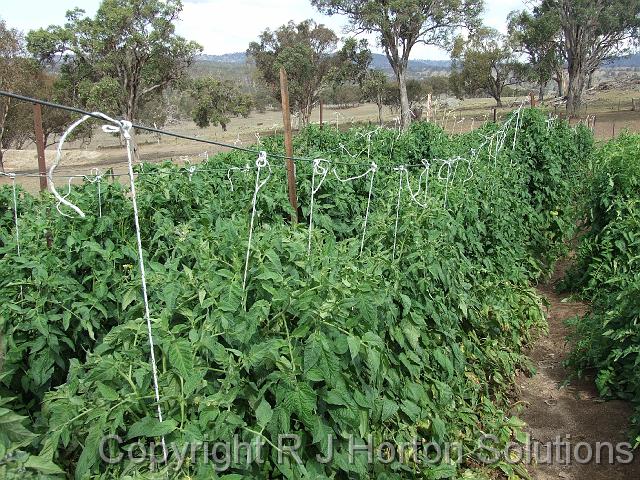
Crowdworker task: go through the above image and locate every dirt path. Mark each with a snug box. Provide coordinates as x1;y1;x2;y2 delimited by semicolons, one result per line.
517;265;640;479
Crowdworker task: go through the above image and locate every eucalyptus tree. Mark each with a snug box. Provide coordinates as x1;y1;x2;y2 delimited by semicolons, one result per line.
312;0;483;129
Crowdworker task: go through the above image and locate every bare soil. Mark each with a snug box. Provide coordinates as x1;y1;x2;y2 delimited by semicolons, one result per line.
517;261;640;479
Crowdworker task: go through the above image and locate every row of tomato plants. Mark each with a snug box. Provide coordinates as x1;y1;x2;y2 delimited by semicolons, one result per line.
0;109;590;478
563;132;640;448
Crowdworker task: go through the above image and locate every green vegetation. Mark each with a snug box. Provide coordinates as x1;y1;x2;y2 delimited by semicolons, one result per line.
563;133;640;448
0;110;591;478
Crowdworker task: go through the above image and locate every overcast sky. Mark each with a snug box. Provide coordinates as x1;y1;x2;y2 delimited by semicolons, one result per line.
4;0;527;60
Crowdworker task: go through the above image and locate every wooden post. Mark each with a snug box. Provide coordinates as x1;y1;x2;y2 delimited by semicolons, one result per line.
32;103;47;192
612;121;616;138
529;92;536;108
493;107;497;123
319;99;323;130
279;67;298;223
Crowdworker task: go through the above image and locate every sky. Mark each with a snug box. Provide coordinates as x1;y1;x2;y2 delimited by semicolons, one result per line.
2;0;527;60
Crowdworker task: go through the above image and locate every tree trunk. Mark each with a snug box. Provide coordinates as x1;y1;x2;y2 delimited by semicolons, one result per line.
496;97;503;108
397;68;411;131
539;83;545;102
556;76;564;98
377;102;383;126
567;60;585;116
0;149;4;173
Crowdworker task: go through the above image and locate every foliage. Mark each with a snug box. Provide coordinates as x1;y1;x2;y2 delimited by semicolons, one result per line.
507;8;562;100
26;0;202;121
563;134;640;446
247;20;339;127
0;109;589;478
189;77;253;130
312;0;483;129
450;28;522;107
536;0;640;114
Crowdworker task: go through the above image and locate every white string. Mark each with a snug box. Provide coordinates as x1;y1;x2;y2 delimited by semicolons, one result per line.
360;162;377;256
307;158;329;256
333;162;377;256
49;112;168;462
243;151;271;291
109;120;169;463
392;166;404;259
84;168;103;217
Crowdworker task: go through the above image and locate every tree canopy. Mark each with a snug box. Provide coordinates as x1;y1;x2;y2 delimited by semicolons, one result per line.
450;27;522;107
26;0;202;121
508;8;562;100
533;0;640;114
247;20;341;127
312;0;483;129
189;77;252;131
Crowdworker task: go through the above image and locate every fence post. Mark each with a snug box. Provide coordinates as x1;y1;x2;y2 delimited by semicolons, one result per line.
279;67;299;223
493;107;497;123
319;99;323;130
32;103;47;192
529;92;536;107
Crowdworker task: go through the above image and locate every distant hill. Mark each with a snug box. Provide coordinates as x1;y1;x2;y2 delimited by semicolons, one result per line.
605;53;640;68
195;52;450;77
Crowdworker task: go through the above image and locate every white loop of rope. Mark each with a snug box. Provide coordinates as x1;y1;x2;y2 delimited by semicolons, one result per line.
55;177;76;218
243;151;271;291
392;166;404;259
49;112;168;461
438;158;456;208
401;168;429;209
187;165;197;182
307;158;329;256
227;164;251;192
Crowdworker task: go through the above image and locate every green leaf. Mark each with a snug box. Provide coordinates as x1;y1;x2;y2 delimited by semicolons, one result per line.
255;398;273;427
347;335;360;360
126;417;177;440
97;382;119;402
169;339;193;379
24;455;65;475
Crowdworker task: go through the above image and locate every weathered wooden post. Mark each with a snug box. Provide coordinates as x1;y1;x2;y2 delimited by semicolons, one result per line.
279;67;299;223
32;103;47;192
